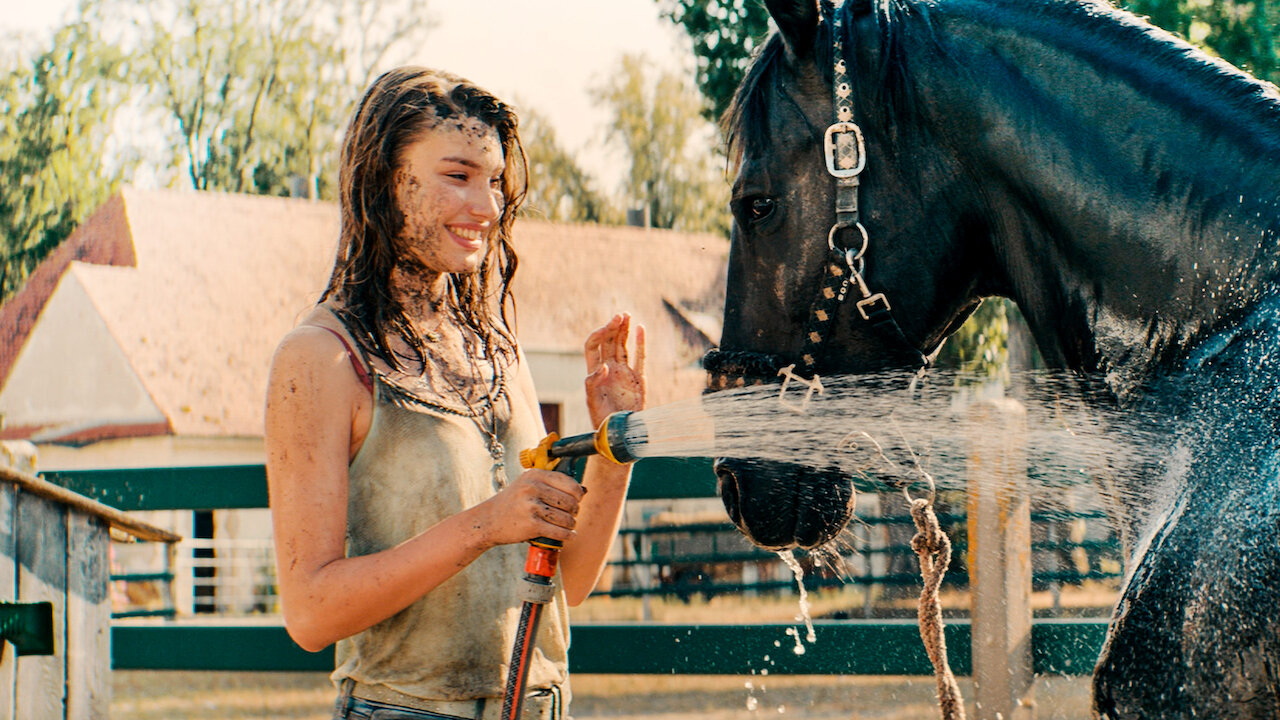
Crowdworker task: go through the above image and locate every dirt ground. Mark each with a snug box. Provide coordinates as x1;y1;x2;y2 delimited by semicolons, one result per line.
110;671;1095;719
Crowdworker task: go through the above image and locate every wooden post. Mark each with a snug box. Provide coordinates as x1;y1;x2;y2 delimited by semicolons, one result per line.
15;493;67;720
966;397;1035;720
0;480;16;720
0;443;35;720
66;514;110;719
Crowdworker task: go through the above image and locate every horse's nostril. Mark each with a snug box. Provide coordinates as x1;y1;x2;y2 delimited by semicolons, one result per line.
714;461;742;525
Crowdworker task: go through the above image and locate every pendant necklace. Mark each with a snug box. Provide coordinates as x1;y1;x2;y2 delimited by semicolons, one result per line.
393;306;509;487
438;331;508;487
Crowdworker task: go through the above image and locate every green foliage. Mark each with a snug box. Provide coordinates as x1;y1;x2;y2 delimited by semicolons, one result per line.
0;24;130;301
933;298;1012;379
520;108;620;224
1121;0;1279;85
658;0;773;124
590;54;731;235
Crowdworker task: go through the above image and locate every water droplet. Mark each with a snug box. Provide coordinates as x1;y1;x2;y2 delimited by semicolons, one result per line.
746;696;759;711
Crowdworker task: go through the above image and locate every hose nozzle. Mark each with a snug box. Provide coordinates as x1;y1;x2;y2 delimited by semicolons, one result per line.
519;411;643;471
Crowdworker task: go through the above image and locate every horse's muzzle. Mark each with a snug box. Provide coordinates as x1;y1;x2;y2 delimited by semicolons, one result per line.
714;457;856;550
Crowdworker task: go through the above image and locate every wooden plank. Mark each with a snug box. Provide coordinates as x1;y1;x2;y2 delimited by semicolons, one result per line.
966;398;1034;720
0;467;177;543
15;493;67;720
41;465;268;512
0;483;16;720
111;624;335;672
66;514;110;720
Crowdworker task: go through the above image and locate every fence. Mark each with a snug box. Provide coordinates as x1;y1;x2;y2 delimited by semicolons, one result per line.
45;451;1118;684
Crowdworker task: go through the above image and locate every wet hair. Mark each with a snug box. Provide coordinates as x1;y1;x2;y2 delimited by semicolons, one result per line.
321;66;527;370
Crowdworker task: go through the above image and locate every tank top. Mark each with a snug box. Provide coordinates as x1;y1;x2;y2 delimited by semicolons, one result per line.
326;318;569;702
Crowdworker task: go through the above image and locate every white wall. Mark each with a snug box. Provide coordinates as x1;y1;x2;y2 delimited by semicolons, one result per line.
525;347;593;434
0;273;164;431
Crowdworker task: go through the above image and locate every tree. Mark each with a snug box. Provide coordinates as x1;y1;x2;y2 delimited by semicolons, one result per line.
0;23;131;301
520;108;620;224
85;0;433;198
591;54;731;235
1121;0;1279;84
658;0;773;124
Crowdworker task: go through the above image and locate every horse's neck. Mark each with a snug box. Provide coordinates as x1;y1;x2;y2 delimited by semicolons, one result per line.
934;1;1280;385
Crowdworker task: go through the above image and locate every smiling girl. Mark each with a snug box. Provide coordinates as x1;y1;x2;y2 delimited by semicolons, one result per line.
264;67;645;720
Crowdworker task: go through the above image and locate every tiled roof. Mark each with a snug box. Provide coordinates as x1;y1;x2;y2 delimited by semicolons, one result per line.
0;188;726;439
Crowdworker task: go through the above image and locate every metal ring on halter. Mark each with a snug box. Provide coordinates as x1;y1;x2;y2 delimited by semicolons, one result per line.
845;247;865;277
828;221;869;258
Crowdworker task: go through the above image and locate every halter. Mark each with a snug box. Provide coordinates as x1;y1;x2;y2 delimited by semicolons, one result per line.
705;6;927;390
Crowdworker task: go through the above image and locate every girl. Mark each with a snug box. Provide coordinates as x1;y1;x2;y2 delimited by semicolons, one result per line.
265;66;645;720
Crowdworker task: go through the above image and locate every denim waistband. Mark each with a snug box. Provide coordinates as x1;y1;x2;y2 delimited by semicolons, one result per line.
334;679;563;720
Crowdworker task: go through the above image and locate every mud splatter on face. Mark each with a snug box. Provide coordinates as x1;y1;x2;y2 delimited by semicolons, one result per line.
389;115;505;311
394;165;452;274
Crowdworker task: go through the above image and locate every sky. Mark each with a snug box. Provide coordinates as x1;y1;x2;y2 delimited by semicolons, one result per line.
0;0;699;193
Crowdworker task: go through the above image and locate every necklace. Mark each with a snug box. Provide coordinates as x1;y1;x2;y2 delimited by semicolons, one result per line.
432;329;508;488
373;309;510;487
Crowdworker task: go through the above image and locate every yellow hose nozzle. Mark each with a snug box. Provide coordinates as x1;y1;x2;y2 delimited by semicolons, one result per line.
519;412;641;471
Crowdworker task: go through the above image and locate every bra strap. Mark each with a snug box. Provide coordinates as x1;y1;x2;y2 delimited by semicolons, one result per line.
318;326;374;394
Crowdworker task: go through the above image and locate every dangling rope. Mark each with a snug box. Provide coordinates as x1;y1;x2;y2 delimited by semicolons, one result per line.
904;479;966;720
839;426;967;719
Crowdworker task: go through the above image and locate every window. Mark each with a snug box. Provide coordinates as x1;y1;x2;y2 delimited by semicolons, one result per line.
539;403;561;435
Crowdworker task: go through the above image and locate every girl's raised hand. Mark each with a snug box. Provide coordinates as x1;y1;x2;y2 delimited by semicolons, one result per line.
583;313;646;427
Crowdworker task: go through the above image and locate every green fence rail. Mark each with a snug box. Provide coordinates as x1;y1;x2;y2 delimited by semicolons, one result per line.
110;619;1109;676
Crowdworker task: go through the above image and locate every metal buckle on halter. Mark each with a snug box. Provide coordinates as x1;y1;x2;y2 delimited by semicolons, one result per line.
823;122;866;178
856;293;891;320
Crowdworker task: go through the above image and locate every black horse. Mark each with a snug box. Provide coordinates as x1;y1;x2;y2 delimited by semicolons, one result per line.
704;0;1280;716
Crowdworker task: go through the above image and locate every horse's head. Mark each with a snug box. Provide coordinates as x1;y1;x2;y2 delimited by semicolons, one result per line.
708;0;995;550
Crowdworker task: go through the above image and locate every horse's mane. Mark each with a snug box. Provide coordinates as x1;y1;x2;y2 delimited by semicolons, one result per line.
723;0;1280;166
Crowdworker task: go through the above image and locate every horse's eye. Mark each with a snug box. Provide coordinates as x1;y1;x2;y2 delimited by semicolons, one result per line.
747;197;776;222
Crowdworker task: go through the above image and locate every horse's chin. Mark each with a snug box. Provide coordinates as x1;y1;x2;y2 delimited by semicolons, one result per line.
714;458;856;550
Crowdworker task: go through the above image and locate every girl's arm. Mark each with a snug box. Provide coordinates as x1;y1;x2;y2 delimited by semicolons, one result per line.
556;314;647;605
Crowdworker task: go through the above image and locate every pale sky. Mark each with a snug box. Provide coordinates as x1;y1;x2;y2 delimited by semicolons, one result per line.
0;0;699;193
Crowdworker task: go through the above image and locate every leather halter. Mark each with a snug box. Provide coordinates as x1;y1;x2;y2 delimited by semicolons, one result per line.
705;5;927;390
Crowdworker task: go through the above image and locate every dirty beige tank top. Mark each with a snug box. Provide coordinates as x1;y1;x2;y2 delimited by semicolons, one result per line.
330;335;569;701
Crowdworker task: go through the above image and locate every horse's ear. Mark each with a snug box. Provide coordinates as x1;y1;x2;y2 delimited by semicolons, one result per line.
764;0;820;62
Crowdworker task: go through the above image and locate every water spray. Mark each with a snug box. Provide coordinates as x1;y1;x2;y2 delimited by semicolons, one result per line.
501;411;643;720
